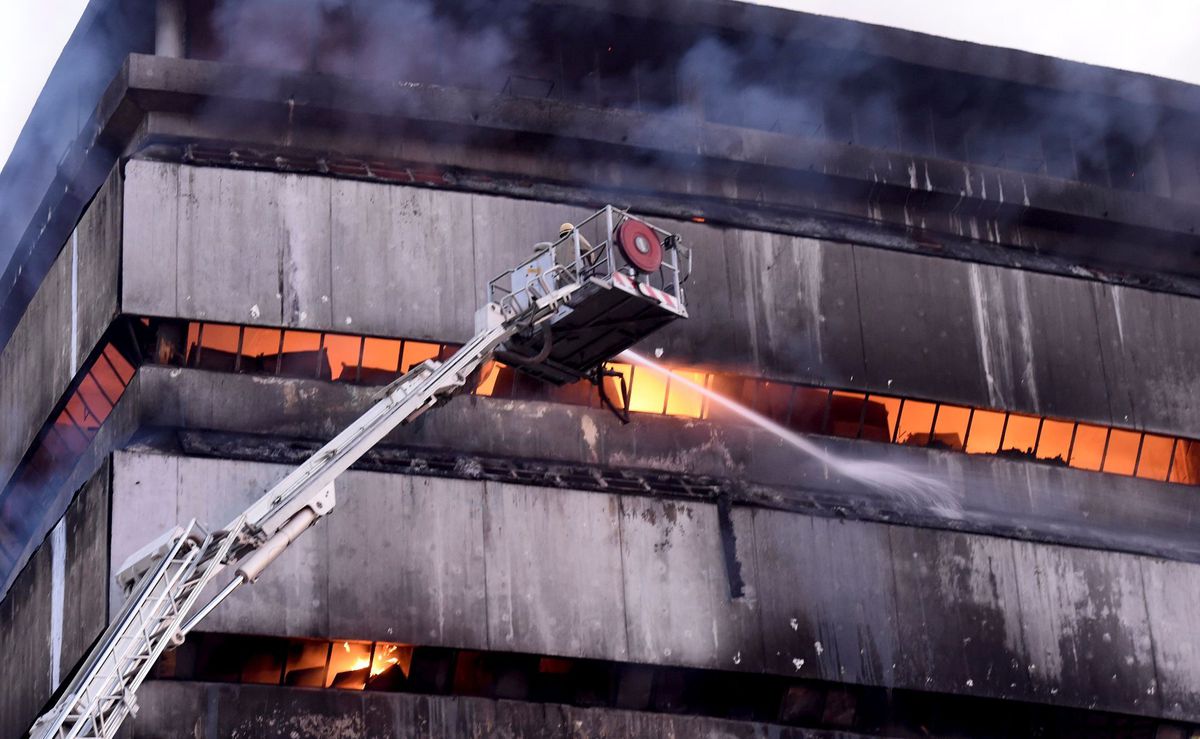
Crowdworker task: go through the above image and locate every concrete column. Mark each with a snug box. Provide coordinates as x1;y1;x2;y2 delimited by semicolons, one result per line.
155;0;186;59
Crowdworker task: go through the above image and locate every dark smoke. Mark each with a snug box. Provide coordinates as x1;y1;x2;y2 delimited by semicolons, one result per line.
196;0;1187;202
0;0;151;313
207;0;521;92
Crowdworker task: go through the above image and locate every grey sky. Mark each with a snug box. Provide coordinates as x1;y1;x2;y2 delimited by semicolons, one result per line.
758;0;1200;86
1;0;1199;174
0;0;89;172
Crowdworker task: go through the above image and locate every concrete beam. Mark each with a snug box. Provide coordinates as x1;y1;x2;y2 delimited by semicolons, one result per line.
116;54;1200;268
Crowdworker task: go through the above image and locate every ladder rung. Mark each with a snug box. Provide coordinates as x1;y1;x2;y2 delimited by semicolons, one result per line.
180;573;209;589
198;545;224;562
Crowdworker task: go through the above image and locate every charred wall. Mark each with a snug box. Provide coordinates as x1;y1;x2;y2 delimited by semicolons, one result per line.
114;54;1200;295
108;449;1200;721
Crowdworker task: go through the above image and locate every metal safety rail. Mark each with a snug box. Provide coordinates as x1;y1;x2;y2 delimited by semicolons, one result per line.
486;204;690;323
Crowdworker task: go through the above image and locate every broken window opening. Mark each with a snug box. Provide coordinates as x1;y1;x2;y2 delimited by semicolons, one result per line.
664;370;707;419
192;323;242;371
1069;424;1109;472
400;341;441;373
999;414;1040;458
322;333;364;382
360;337;402;384
1170;440;1200;485
894;400;936;446
1135;435;1174;481
326;640;373;690
930;404;971;452
753;381;794;425
65;389;101;434
861;395;900;443
279;330;326;379
828;391;868;440
283;639;331;688
22;312;1198;524
964;410;1006;456
238;327;284;374
1035;419;1074;465
787;388;830;436
1102;429;1141;476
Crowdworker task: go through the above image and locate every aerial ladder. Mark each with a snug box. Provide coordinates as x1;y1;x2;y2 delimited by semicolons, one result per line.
27;205;690;739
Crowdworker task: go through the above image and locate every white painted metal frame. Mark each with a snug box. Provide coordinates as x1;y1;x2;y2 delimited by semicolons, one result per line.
29;518;241;739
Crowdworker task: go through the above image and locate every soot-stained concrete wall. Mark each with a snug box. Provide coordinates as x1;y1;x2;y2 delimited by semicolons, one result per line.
109;450;1200;721
123;681;865;739
0;462;111;739
0;167;121;496
122;160;1200;439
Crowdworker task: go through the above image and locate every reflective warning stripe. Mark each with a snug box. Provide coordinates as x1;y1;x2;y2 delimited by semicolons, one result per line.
654;288;680;312
611;272;683;314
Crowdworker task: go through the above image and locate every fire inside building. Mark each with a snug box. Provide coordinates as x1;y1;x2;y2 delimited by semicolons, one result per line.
3;0;1200;736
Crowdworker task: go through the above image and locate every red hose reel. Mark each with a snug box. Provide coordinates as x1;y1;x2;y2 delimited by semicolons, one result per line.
616;219;663;273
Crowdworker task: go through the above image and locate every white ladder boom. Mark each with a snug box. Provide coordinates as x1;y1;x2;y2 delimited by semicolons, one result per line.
27;286;571;739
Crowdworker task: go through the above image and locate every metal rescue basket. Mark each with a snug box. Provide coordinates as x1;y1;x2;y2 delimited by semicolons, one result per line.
485;205;691;386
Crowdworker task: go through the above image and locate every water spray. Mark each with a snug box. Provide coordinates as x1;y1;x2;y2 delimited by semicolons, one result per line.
620;350;961;518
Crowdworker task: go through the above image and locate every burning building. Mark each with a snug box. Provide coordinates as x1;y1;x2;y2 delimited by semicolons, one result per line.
3;0;1200;736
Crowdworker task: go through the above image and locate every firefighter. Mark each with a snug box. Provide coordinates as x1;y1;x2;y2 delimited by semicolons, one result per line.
558;222;600;269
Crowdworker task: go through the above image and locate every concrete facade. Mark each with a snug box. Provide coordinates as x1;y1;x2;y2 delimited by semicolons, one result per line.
1;1;1200;736
3;155;1200;731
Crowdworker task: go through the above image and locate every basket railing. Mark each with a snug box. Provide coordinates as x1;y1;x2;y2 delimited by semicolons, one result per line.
487;205;690;319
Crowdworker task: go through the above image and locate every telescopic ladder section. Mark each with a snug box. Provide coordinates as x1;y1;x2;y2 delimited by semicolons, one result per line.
27;319;525;739
27;205;690;739
29;518;242;739
27;285;557;739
